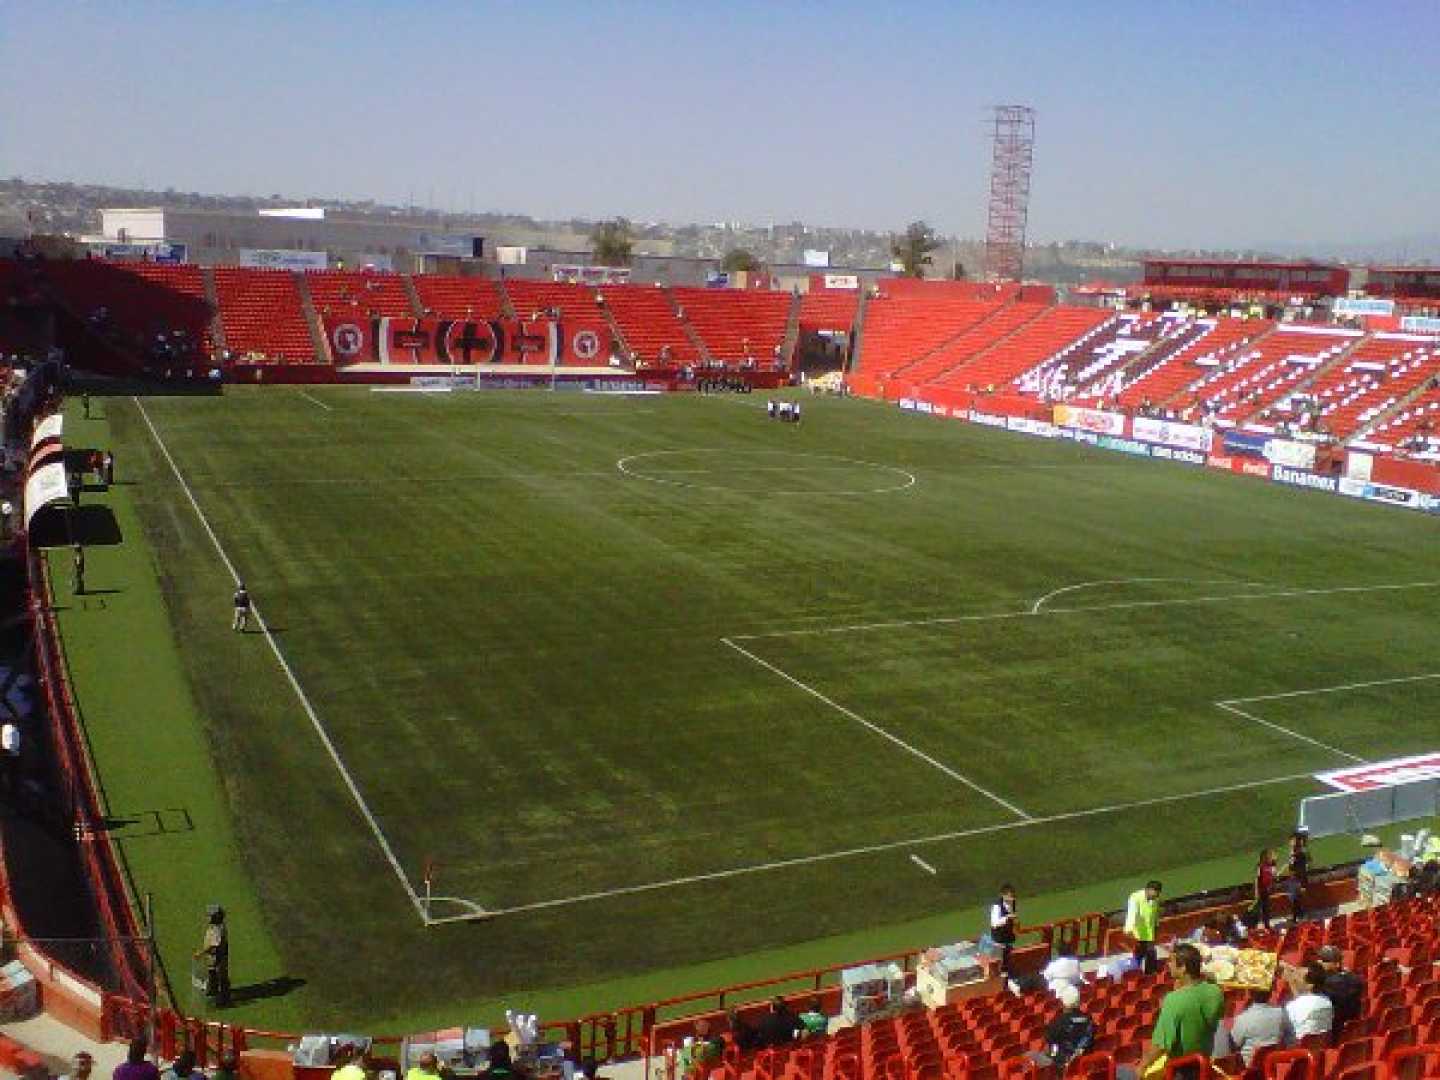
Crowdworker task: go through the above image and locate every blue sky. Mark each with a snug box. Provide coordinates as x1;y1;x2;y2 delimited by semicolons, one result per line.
2;1;1437;250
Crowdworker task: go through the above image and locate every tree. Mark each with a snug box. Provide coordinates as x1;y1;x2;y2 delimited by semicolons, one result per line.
590;217;634;266
721;248;760;273
891;220;941;278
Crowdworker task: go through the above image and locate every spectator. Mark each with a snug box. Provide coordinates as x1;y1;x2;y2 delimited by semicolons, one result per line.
480;1042;526;1080
211;1054;239;1080
330;1045;366;1080
679;1021;725;1077
0;720;18;798
754;996;802;1048
797;997;828;1038
405;1051;446;1080
1123;943;1223;1080
726;1008;761;1054
1124;880;1163;974
1315;945;1365;1039
1285;831;1310;921
162;1051;203;1080
1253;848;1277;930
1214;988;1291;1066
989;884;1019;975
1282;962;1334;1040
61;1051;95;1080
114;1038;161;1080
1024;984;1094;1071
1041;938;1084;997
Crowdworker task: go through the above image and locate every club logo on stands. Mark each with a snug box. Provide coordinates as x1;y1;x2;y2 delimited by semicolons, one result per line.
573;330;601;362
332;323;365;358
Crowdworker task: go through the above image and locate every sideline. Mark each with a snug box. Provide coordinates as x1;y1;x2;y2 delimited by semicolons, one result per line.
132;397;438;923
297;390;333;412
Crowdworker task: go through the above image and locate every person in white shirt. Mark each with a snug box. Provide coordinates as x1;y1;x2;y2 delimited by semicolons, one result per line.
989;884;1019;974
1283;962;1333;1039
1042;939;1084;997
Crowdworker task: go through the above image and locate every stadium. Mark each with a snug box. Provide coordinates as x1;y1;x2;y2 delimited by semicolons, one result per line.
2;6;1440;1080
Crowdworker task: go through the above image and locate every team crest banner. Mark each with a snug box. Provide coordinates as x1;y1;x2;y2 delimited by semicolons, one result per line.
325;316;612;367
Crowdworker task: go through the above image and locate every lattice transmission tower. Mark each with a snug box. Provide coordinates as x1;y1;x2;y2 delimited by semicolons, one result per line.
983;105;1036;283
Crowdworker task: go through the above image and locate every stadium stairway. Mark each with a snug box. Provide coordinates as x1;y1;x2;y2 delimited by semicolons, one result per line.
200;267;228;354
294;272;333;364
1082;318;1216;405
669;289;717;364
849;287;871;375
911;303;1053;389
1347;374;1440;446
781;292;802;367
400;274;426;317
1158;322;1281;410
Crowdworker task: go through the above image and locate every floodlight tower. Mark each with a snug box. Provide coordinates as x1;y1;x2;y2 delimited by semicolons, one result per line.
983;105;1036;283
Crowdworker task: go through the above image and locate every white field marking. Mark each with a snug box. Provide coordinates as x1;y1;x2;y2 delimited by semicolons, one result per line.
1221;671;1440;706
1029;578;1269;615
133;397;439;923
429;769;1317;921
616;448;917;496
422;895;492;924
1213;702;1366;763
297;390;332;412
720;636;1032;820
910;854;938;875
370;386;452;393
730;580;1440;642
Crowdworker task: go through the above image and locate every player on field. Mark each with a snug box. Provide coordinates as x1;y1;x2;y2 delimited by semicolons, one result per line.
232;582;252;632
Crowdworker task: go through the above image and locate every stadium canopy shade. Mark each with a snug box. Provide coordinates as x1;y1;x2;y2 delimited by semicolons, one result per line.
25;460;70;531
30;412;63;451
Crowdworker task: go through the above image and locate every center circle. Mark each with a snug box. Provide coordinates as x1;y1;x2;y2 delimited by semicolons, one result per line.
616;449;917;495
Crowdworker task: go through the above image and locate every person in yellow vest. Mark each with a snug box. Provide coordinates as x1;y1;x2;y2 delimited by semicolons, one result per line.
1125;879;1163;975
331;1044;367;1080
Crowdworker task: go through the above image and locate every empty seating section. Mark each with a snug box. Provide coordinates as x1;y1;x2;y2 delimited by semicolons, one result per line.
305;270;414;319
702;893;1440;1080
1370;388;1440;452
1116;319;1268;408
859;299;1002;381
1300;337;1440;440
673;288;792;363
1015;313;1163;399
212;268;314;361
925;306;1111;391
600;284;699;363
799;292;859;334
887;304;1042;387
412;275;506;320
1172;329;1355;421
45;260;214;350
503;279;597;319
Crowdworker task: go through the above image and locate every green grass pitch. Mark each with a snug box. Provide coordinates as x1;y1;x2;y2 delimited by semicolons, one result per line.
52;386;1440;1030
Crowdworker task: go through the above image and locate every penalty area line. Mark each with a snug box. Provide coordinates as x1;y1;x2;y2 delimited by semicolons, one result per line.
133;397;442;924
433;769;1317;922
721;636;1033;821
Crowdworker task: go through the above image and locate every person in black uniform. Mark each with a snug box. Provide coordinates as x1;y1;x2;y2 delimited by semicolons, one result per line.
989;884;1019;975
232;582;252;632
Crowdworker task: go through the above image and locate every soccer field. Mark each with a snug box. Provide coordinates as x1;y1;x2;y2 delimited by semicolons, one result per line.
70;386;1440;1026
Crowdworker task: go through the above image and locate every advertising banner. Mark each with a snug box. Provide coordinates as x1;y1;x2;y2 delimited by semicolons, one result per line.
1333;297;1396;317
1316;752;1440;793
1006;417;1060;439
1207;454;1273;478
1264;438;1319;470
1400;316;1440;334
1053;404;1126;436
1097;436;1151;457
1132;416;1213;452
969;411;1008;428
823;273;859;291
1221;430;1269;458
1271;465;1338;493
1346;451;1374;483
239;248;329;271
326;316;610;367
1148;445;1206;465
1338;479;1426;508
